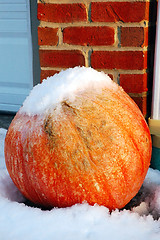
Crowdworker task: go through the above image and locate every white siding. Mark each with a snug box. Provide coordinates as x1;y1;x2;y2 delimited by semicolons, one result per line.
0;0;33;112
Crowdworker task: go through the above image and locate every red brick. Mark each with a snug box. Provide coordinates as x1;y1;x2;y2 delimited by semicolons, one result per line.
131;96;147;116
37;3;87;23
121;26;156;49
63;26;114;46
121;27;148;47
41;70;60;82
39;50;85;68
119;74;148;93
91;51;148;70
38;27;58;46
91;2;149;23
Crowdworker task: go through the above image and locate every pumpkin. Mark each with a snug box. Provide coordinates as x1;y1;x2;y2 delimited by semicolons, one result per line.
5;67;152;210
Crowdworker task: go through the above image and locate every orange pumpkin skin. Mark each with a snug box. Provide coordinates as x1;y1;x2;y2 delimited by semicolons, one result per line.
5;87;152;210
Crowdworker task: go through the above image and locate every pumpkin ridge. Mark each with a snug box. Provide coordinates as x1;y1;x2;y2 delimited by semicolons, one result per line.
103;88;141;119
5;128;22;194
6;127;29;197
103;89;151;174
87;151;119;208
104;88;151;139
83;91;146;174
74;92;130;181
22;114;64;207
21;117;52;205
61;101;98;169
60;99;109;175
76;91;146;197
102;101;145;178
5;117;43;204
61;98;122;208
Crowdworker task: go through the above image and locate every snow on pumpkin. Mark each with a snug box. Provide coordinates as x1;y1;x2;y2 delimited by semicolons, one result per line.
4;67;152;210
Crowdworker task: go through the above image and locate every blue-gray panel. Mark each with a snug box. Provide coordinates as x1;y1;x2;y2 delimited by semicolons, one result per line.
0;0;26;3
0;4;27;12
0;0;33;112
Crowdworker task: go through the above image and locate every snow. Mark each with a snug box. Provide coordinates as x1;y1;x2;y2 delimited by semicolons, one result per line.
20;67;118;116
0;128;160;239
0;128;7;169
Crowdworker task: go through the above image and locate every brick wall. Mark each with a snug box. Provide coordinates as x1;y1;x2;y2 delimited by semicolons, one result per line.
37;0;157;117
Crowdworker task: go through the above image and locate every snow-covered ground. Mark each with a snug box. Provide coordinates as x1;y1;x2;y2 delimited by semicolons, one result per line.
0;127;160;240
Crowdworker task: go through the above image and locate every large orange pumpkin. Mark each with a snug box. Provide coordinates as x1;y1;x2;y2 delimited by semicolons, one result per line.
5;67;152;210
